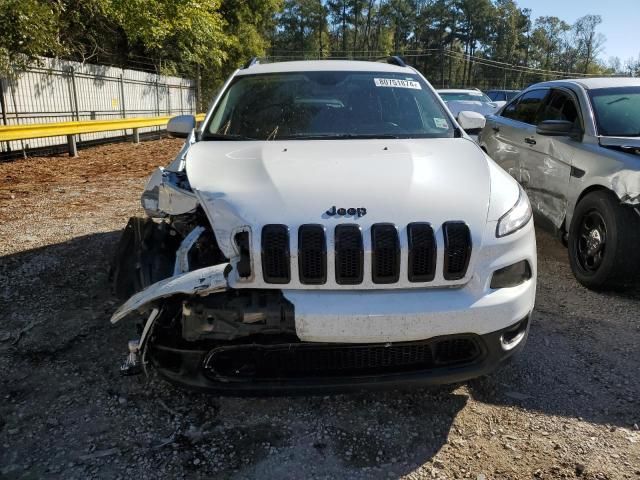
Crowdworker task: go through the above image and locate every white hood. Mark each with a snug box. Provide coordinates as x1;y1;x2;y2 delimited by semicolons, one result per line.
185;138;492;260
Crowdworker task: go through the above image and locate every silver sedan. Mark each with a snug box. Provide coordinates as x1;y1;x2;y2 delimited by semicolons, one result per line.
479;78;640;289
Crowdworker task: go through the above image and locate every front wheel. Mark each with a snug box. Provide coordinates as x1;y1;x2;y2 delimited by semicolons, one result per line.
568;191;640;290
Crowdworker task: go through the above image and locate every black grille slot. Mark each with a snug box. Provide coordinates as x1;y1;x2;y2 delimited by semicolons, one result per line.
234;231;252;278
335;225;363;285
298;225;326;284
371;224;400;283
261;224;290;284
407;222;436;282
204;337;481;380
443;222;472;280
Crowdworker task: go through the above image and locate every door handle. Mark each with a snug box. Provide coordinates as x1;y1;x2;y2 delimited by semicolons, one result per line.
492;126;500;133
524;137;536;145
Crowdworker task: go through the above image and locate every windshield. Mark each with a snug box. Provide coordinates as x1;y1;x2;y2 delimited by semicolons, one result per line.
203;71;455;140
506;91;520;101
589;86;640;137
439;91;492;103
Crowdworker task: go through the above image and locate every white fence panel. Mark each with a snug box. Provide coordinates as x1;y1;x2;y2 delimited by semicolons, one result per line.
0;58;197;154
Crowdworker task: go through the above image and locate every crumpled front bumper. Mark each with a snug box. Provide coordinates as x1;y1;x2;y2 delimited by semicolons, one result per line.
148;315;530;395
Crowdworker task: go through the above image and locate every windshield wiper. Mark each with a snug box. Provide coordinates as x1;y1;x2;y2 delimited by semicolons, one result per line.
606;96;629;105
201;133;255;140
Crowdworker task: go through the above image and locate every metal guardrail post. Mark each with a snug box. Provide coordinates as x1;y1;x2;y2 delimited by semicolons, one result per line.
67;134;77;157
132;128;140;143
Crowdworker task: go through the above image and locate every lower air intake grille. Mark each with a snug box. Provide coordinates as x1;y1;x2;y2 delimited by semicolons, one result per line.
434;338;480;364
407;222;436;282
371;224;400;283
261;224;290;284
298;225;326;284
335;225;363;285
204;337;481;380
443;222;472;280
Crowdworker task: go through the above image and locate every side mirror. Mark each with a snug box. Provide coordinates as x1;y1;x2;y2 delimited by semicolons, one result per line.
457;110;486;132
167;115;196;138
536;120;576;137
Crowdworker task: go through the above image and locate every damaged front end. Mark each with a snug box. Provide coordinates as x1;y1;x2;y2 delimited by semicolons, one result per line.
109;151;299;386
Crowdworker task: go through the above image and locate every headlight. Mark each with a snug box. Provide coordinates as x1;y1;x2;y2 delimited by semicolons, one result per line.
496;185;532;237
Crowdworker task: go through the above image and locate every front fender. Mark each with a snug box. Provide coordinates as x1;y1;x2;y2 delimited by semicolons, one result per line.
110;264;230;324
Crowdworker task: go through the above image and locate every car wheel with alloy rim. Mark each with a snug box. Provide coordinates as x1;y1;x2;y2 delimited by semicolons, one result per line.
568;190;640;290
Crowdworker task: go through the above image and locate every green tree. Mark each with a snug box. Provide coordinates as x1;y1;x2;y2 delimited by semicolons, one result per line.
274;0;328;56
110;0;228;72
530;16;571;71
573;14;605;73
0;0;63;75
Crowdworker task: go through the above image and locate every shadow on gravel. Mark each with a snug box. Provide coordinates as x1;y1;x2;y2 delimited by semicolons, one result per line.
466;232;639;431
0;231;122;355
471;311;638;427
0;231;466;477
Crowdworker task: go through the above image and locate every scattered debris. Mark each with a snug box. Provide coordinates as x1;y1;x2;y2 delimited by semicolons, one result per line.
504;391;532;401
79;448;120;461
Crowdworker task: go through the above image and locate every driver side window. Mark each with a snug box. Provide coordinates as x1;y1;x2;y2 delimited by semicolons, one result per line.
501;98;519;120
501;89;549;125
536;89;581;127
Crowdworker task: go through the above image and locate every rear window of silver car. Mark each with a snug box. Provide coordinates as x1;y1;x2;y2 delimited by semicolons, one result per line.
439;91;492;103
204;71;455;140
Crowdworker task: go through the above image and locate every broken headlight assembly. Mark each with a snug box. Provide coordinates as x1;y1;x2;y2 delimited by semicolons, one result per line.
496;185;532;238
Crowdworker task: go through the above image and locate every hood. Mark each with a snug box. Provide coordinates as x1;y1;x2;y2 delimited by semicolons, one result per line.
599;136;640;151
185;138;491;257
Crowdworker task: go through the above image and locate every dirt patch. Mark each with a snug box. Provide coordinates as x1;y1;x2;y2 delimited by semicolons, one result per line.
1;140;639;479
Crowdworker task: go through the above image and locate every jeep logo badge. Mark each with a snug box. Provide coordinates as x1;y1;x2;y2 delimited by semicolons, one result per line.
326;206;367;217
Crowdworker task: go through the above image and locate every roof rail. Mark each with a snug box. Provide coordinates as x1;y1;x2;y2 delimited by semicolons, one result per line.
243;57;260;69
386;56;407;67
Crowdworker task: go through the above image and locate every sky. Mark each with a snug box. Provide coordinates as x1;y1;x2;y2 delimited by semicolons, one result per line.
517;0;640;64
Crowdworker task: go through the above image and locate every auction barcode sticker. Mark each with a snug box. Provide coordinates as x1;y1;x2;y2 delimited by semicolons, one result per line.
374;78;422;89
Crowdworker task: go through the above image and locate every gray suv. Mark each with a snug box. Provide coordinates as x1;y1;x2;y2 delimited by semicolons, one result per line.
479;78;640;289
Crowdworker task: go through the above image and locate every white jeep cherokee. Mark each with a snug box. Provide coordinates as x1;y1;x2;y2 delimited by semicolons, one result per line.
110;58;536;393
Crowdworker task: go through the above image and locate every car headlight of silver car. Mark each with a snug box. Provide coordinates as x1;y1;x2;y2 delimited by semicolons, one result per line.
496;185;532;237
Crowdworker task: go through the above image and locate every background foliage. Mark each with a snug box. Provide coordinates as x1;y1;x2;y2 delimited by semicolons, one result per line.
1;0;638;106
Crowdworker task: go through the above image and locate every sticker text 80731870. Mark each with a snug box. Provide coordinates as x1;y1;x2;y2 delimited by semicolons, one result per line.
374;78;422;90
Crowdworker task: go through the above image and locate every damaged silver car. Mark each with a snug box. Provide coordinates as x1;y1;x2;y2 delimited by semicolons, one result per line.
479;78;640;289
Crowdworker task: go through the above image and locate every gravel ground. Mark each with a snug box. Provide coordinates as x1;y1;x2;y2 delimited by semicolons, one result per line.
1;139;639;480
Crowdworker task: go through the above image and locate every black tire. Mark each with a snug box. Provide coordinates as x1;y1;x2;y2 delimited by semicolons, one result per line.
568;190;640;289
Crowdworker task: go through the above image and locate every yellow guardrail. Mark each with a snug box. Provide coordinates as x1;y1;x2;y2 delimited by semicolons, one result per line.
0;113;206;155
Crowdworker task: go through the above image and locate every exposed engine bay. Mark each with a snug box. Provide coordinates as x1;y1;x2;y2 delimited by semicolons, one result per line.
110;164;301;379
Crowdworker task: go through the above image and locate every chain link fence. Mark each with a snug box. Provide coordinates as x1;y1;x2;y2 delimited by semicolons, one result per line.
0;58;197;157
